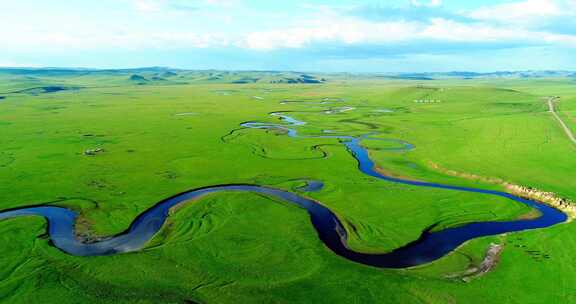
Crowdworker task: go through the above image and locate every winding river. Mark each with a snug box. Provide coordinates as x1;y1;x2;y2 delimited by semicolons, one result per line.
0;110;567;268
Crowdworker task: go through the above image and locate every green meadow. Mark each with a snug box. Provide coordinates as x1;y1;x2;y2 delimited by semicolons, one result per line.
1;69;576;303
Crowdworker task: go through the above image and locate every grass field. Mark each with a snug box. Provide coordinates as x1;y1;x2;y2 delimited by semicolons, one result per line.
1;69;576;303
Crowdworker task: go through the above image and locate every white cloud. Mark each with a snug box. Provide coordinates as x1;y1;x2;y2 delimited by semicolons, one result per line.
410;0;443;8
0;27;230;51
132;0;238;13
242;18;419;50
133;0;163;12
2;0;576;53
7;16;574;52
204;0;237;6
420;18;532;42
239;16;576;50
467;0;568;24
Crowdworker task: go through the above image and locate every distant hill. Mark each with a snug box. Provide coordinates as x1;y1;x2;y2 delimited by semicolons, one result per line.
269;74;325;84
0;67;575;89
382;70;576;80
129;74;150;84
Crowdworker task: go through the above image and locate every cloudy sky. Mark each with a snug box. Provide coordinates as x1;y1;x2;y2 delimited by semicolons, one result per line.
2;0;576;72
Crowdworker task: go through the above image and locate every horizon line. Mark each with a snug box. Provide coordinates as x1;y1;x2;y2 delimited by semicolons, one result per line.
1;66;575;75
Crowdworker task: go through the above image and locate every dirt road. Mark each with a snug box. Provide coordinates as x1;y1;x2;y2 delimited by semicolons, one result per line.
547;96;576;146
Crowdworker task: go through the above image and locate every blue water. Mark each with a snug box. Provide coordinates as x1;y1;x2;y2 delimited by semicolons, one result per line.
296;180;325;192
0;111;567;268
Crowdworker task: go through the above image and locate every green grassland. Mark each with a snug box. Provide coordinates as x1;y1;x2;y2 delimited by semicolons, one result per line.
1;70;576;303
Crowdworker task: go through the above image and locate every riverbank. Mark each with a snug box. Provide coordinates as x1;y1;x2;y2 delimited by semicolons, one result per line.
445;242;504;282
429;162;576;220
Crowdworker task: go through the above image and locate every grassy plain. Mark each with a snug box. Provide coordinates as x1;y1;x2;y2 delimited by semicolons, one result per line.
1;70;576;303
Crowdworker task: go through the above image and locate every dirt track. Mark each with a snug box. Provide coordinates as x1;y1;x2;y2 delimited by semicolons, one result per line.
547;97;576;146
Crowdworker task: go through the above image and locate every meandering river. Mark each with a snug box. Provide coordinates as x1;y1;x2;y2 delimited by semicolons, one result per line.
0;111;567;268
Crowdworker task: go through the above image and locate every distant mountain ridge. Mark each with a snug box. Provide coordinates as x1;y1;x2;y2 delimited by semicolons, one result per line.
381;71;576;79
0;67;575;81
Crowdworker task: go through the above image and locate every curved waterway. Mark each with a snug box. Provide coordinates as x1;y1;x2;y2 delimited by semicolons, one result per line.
0;111;568;268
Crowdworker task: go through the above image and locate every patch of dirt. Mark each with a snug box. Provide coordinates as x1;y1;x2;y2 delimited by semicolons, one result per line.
429;162;576;219
445;243;503;282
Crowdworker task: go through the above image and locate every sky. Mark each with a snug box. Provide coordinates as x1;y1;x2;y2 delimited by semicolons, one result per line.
1;0;576;72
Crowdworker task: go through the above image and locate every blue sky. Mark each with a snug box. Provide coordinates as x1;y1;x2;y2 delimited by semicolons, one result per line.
1;0;576;72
